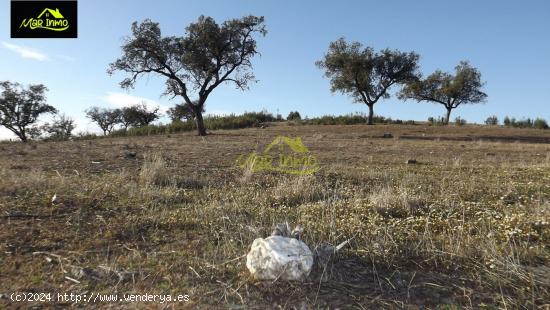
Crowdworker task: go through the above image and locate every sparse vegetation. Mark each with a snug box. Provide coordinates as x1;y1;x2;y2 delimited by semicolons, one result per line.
109;111;278;137
504;116;549;130
1;124;548;308
302;113;415;125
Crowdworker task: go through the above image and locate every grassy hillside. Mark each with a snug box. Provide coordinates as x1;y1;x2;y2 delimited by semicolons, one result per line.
1;124;549;308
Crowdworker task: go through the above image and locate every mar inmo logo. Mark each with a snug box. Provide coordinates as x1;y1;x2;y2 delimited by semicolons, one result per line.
236;136;319;175
20;8;69;31
11;1;78;38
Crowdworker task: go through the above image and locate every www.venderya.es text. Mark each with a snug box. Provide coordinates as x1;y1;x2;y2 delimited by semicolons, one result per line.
10;292;190;304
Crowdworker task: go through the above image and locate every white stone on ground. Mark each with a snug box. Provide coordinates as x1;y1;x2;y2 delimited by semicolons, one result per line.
246;236;313;281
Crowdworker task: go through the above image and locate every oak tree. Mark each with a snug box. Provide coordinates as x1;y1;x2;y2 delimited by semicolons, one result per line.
316;38;420;125
399;61;487;124
121;102;160;128
108;15;267;136
42;113;76;140
85;107;121;135
0;81;57;142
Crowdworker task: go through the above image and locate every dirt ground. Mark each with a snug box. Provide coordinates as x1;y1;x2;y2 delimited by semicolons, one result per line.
1;123;549;309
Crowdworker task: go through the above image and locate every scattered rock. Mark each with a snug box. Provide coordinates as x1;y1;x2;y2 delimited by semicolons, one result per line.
382;132;393;138
246;235;313;281
246;223;352;281
406;159;417;164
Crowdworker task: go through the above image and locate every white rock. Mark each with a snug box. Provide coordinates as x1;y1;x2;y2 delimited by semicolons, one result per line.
246;236;313;281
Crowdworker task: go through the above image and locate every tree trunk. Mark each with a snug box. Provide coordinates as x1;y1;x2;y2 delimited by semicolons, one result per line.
18;133;27;143
367;104;374;125
17;128;27;142
444;108;452;125
195;111;207;136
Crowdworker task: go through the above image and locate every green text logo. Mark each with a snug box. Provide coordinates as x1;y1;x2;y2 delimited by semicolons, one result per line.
19;8;69;31
236;136;319;175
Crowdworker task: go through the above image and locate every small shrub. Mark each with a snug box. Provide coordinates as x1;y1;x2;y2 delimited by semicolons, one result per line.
139;153;171;187
455;117;467;126
74;132;99;140
534;118;549;129
428;116;446;126
503;116;512;127
287;111;302;121
485;115;499;126
502;116;546;129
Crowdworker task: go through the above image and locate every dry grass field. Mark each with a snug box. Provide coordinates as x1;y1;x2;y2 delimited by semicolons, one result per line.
1;123;549;309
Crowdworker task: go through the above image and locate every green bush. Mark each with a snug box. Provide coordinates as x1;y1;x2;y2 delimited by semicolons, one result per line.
105;111;277;138
534;118;549;129
300;113;413;126
455;117;467;126
287;111;301;121
428;116;446;126
73;132;99;140
502;116;547;129
485;115;499;125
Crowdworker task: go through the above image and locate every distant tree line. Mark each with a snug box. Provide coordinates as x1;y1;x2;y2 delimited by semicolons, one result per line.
503;116;549;129
85;102;160;135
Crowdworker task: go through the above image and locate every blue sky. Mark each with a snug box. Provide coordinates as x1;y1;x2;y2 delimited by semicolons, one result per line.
1;0;549;138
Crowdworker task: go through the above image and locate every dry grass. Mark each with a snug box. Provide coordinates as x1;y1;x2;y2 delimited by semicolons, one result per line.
0;124;549;309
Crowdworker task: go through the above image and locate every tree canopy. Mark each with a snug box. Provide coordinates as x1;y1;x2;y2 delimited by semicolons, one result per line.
316;38;420;124
41;113;76;140
85;107;121;135
122;102;160;127
108;15;267;135
168;101;204;122
399;61;487;124
0;81;57;142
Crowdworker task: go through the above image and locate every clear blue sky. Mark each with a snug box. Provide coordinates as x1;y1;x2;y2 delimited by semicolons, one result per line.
1;0;549;138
